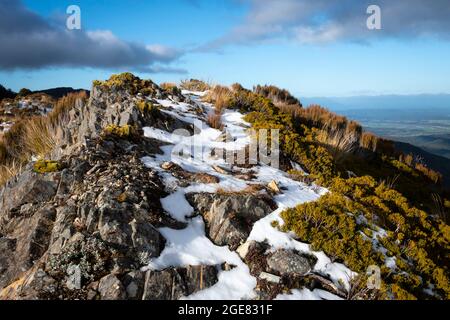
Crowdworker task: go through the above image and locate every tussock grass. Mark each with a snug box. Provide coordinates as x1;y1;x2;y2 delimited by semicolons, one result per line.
253;84;302;108
207;113;223;130
0;160;23;186
160;82;181;96
180;79;211;92
216;184;265;196
203;85;234;130
0;91;87;186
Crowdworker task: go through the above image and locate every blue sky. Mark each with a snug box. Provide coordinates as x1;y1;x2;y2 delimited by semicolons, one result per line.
1;0;450;97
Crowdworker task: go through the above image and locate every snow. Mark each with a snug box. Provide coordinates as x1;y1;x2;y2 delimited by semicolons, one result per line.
182;89;208;97
141;90;358;300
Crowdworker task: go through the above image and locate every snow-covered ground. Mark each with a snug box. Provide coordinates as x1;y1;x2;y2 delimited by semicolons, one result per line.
141;91;356;300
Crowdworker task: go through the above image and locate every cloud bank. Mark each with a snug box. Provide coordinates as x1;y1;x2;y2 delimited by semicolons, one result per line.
204;0;450;49
0;0;186;73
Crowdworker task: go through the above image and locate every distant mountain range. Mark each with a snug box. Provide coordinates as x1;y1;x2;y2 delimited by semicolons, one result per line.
299;94;450;186
0;85;89;100
300;94;450;112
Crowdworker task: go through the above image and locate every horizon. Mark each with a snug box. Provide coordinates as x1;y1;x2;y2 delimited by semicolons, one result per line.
0;0;450;97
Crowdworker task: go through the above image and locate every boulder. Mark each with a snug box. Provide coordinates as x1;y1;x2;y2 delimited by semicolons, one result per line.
187;194;276;250
267;249;316;277
142;265;218;300
98;274;126;300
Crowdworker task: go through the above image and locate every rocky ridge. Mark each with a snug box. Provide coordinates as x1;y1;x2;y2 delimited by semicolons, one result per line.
0;74;354;300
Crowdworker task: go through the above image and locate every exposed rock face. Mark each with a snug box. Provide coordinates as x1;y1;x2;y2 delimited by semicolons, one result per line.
142;265;219;300
0;137;172;299
0;75;337;300
0;79;198;300
187;193;276;250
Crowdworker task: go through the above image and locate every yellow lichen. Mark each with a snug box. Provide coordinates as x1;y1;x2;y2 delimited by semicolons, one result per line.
136;100;158;115
103;124;135;138
33;160;61;173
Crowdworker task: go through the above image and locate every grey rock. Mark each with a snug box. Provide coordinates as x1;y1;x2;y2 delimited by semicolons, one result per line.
66;265;82;290
122;271;145;300
187;194;276;250
98;274;126;300
142;265;218;300
267;250;315;277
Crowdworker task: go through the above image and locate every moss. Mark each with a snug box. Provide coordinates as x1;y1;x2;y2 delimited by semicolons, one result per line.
33;160;61;173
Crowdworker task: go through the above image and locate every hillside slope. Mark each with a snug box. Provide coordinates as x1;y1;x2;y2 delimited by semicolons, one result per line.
0;74;448;300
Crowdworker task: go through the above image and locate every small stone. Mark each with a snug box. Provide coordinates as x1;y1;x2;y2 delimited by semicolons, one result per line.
267;180;281;193
66;264;82;290
98;274;126;300
259;272;281;284
73;217;85;231
236;241;253;259
161;162;174;170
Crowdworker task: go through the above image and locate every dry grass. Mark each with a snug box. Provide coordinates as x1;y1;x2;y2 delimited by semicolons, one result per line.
216;184;265;196
207;113;224;130
432;193;448;223
180;79;211;92
203;85;233;111
0;160;23;186
0;91;88;186
49;91;88;125
24;117;58;158
253;84;301;108
160;82;178;90
203;85;235;130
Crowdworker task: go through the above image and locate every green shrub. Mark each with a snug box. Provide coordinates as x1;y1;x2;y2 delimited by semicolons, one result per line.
280;176;450;299
93;73;157;96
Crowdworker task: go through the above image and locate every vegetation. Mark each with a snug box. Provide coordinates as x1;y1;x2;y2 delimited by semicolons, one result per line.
204;82;449;299
160;82;182;96
136;100;159;117
93;72;157;96
102;124;137;139
207;113;223;130
281;176;450;299
17;88;32;97
33;160;61;173
180;79;211;92
253;84;302;108
0;91;87;186
0;84;16;100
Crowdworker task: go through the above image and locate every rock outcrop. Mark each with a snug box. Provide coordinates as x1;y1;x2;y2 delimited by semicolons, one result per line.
187;193;277;250
0;76;205;299
0;74;343;300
